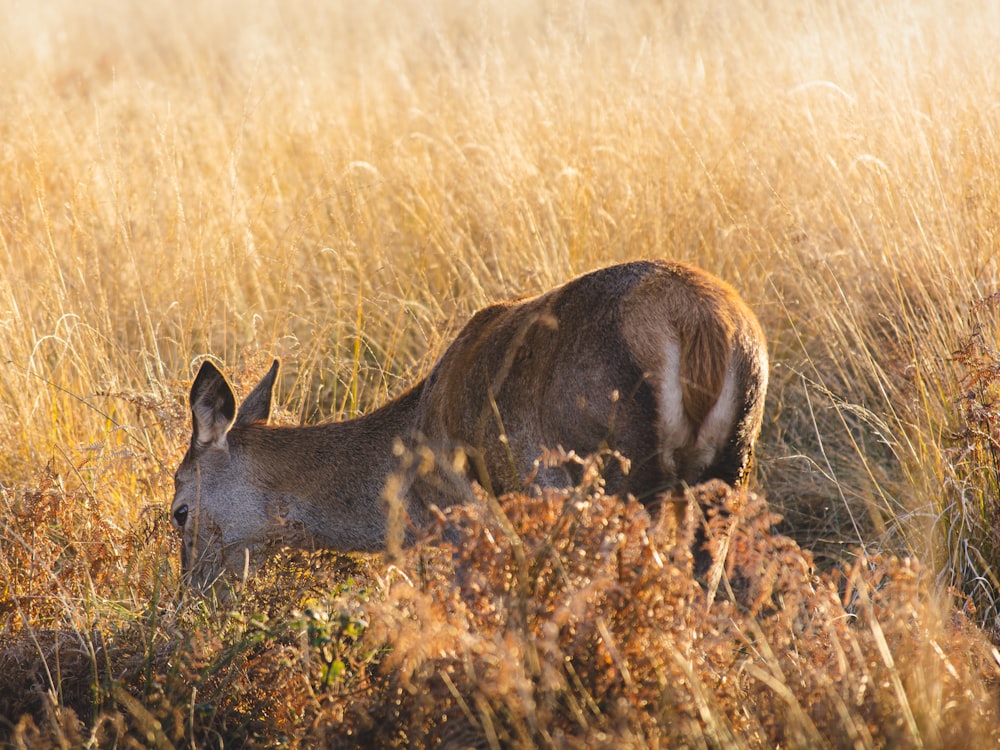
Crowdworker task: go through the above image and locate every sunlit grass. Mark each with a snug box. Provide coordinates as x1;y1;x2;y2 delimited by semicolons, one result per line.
1;0;1000;744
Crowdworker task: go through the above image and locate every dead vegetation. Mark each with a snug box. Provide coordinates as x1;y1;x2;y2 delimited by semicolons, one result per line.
3;467;999;747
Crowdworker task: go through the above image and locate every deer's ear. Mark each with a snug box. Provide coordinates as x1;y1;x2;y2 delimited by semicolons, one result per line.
235;359;279;427
190;361;237;449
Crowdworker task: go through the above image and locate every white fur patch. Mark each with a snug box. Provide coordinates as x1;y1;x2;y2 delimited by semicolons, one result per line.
657;339;692;478
690;361;739;476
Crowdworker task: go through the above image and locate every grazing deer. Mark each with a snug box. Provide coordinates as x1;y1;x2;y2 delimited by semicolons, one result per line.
171;260;768;589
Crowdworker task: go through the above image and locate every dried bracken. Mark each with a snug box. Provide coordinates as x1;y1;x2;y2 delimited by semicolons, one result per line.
4;473;999;747
346;480;1000;748
946;291;1000;634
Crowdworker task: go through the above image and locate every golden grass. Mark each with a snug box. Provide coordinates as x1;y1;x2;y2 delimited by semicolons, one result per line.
2;0;1000;745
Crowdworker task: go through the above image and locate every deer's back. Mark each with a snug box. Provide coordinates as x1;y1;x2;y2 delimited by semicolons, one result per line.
412;260;767;504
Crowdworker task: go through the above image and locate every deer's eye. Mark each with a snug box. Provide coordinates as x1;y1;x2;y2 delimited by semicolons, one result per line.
172;504;189;529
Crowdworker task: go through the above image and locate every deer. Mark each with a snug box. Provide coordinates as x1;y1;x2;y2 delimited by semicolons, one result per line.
171;260;768;590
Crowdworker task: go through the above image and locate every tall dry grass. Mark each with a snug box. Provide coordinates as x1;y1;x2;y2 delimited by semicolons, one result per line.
1;0;1000;745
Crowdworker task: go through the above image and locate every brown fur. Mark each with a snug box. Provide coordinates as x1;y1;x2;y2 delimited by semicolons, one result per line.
171;260;768;589
619;262;760;430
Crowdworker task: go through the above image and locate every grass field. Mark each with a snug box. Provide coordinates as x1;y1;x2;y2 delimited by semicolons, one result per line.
2;0;1000;745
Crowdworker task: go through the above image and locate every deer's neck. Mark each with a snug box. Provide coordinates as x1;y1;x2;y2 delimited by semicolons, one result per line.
231;383;425;551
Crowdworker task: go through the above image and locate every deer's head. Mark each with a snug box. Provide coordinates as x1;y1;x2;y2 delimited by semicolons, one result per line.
171;360;279;590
